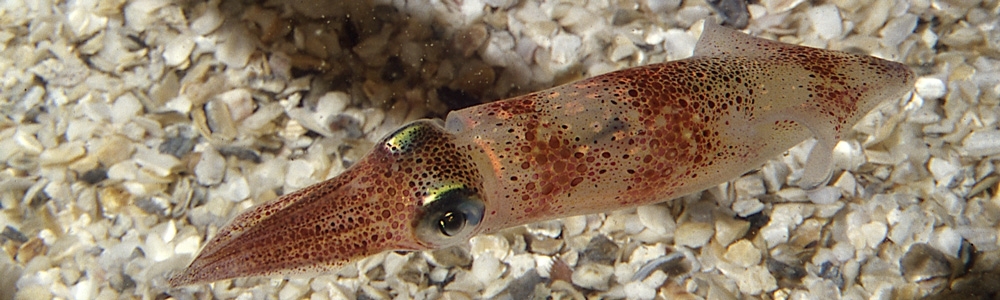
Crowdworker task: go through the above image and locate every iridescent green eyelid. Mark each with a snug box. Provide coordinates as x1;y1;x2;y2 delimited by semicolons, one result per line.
422;182;468;206
384;123;425;153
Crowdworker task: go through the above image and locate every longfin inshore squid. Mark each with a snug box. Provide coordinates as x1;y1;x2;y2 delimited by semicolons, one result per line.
169;22;915;286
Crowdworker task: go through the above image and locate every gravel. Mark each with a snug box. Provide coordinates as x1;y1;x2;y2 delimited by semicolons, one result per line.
2;0;999;299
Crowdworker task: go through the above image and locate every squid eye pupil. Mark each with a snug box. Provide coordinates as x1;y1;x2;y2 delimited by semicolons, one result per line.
438;211;466;236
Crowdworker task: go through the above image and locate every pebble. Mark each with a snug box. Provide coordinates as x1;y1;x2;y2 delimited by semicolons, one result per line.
806;186;842;205
469;235;510;261
880;13;918;47
715;217;750;246
284;159;317;189
900;243;953;283
732;198;765;217
190;4;224;35
217;26;255;68
806;4;843;40
914;77;948;100
644;0;682;13
961;129;1000;157
548;33;583;72
931;226;962;258
194;146;225;186
928;157;960;186
571;263;615;291
721;264;778;295
734;174;766;200
674;222;714;248
848;221;888;250
39;142;85;166
724;240;761;267
636;204;676;235
760;224;790;249
216;89;256;122
163;34;195;67
624;280;657;299
279;282;308;300
143;232;173;262
608;35;639;62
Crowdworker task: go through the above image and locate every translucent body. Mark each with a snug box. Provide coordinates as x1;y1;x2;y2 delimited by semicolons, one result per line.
169;23;915;286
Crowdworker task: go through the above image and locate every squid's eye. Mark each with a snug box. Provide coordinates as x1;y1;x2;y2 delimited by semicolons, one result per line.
414;186;485;246
439;211;466;236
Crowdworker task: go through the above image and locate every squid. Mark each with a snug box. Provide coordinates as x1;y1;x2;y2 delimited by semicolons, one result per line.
169;22;915;286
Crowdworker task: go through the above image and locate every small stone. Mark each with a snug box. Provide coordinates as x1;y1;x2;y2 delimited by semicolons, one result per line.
928;157;959;186
484;0;516;8
159;129;197;158
571;263;614;291
624;280;656;300
133;146;180;178
724;240;761;267
112;93;143;124
855;0;891;36
163;34;195;67
806;186;841;205
174;235;200;256
761;0;804;13
218;175;250;202
135;196;170;216
637;204;676;235
16;238;47;264
559;7;603;36
900;243;953;283
284;159;316;189
70;279;96;300
218;27;255;68
194;146;225;186
643;0;681;13
848;222;888;250
215;89;256;122
735;174;767;199
914;77;946;99
548;33;582;72
562;215;588;237
776;188;808;202
581;235;619;265
675;222;714;248
15;285;53;300
527;236;563;255
454;24;489;57
931;226;962;258
732;198;765;217
715;216;750;246
315;91;349;123
2;226;28;243
471;254;503;285
39;142;85;165
190;4;224;35
760;225;789;249
143;233;173;262
470;235;510;260
608;35;638;62
879;13;918;48
721;264;777;295
807;4;843;40
766;258;807;281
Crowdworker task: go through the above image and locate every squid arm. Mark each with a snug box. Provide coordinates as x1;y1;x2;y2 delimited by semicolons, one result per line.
168;22;915;286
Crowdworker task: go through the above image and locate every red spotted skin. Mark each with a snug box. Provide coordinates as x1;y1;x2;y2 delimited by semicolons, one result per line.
170;23;915;286
448;43;914;230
